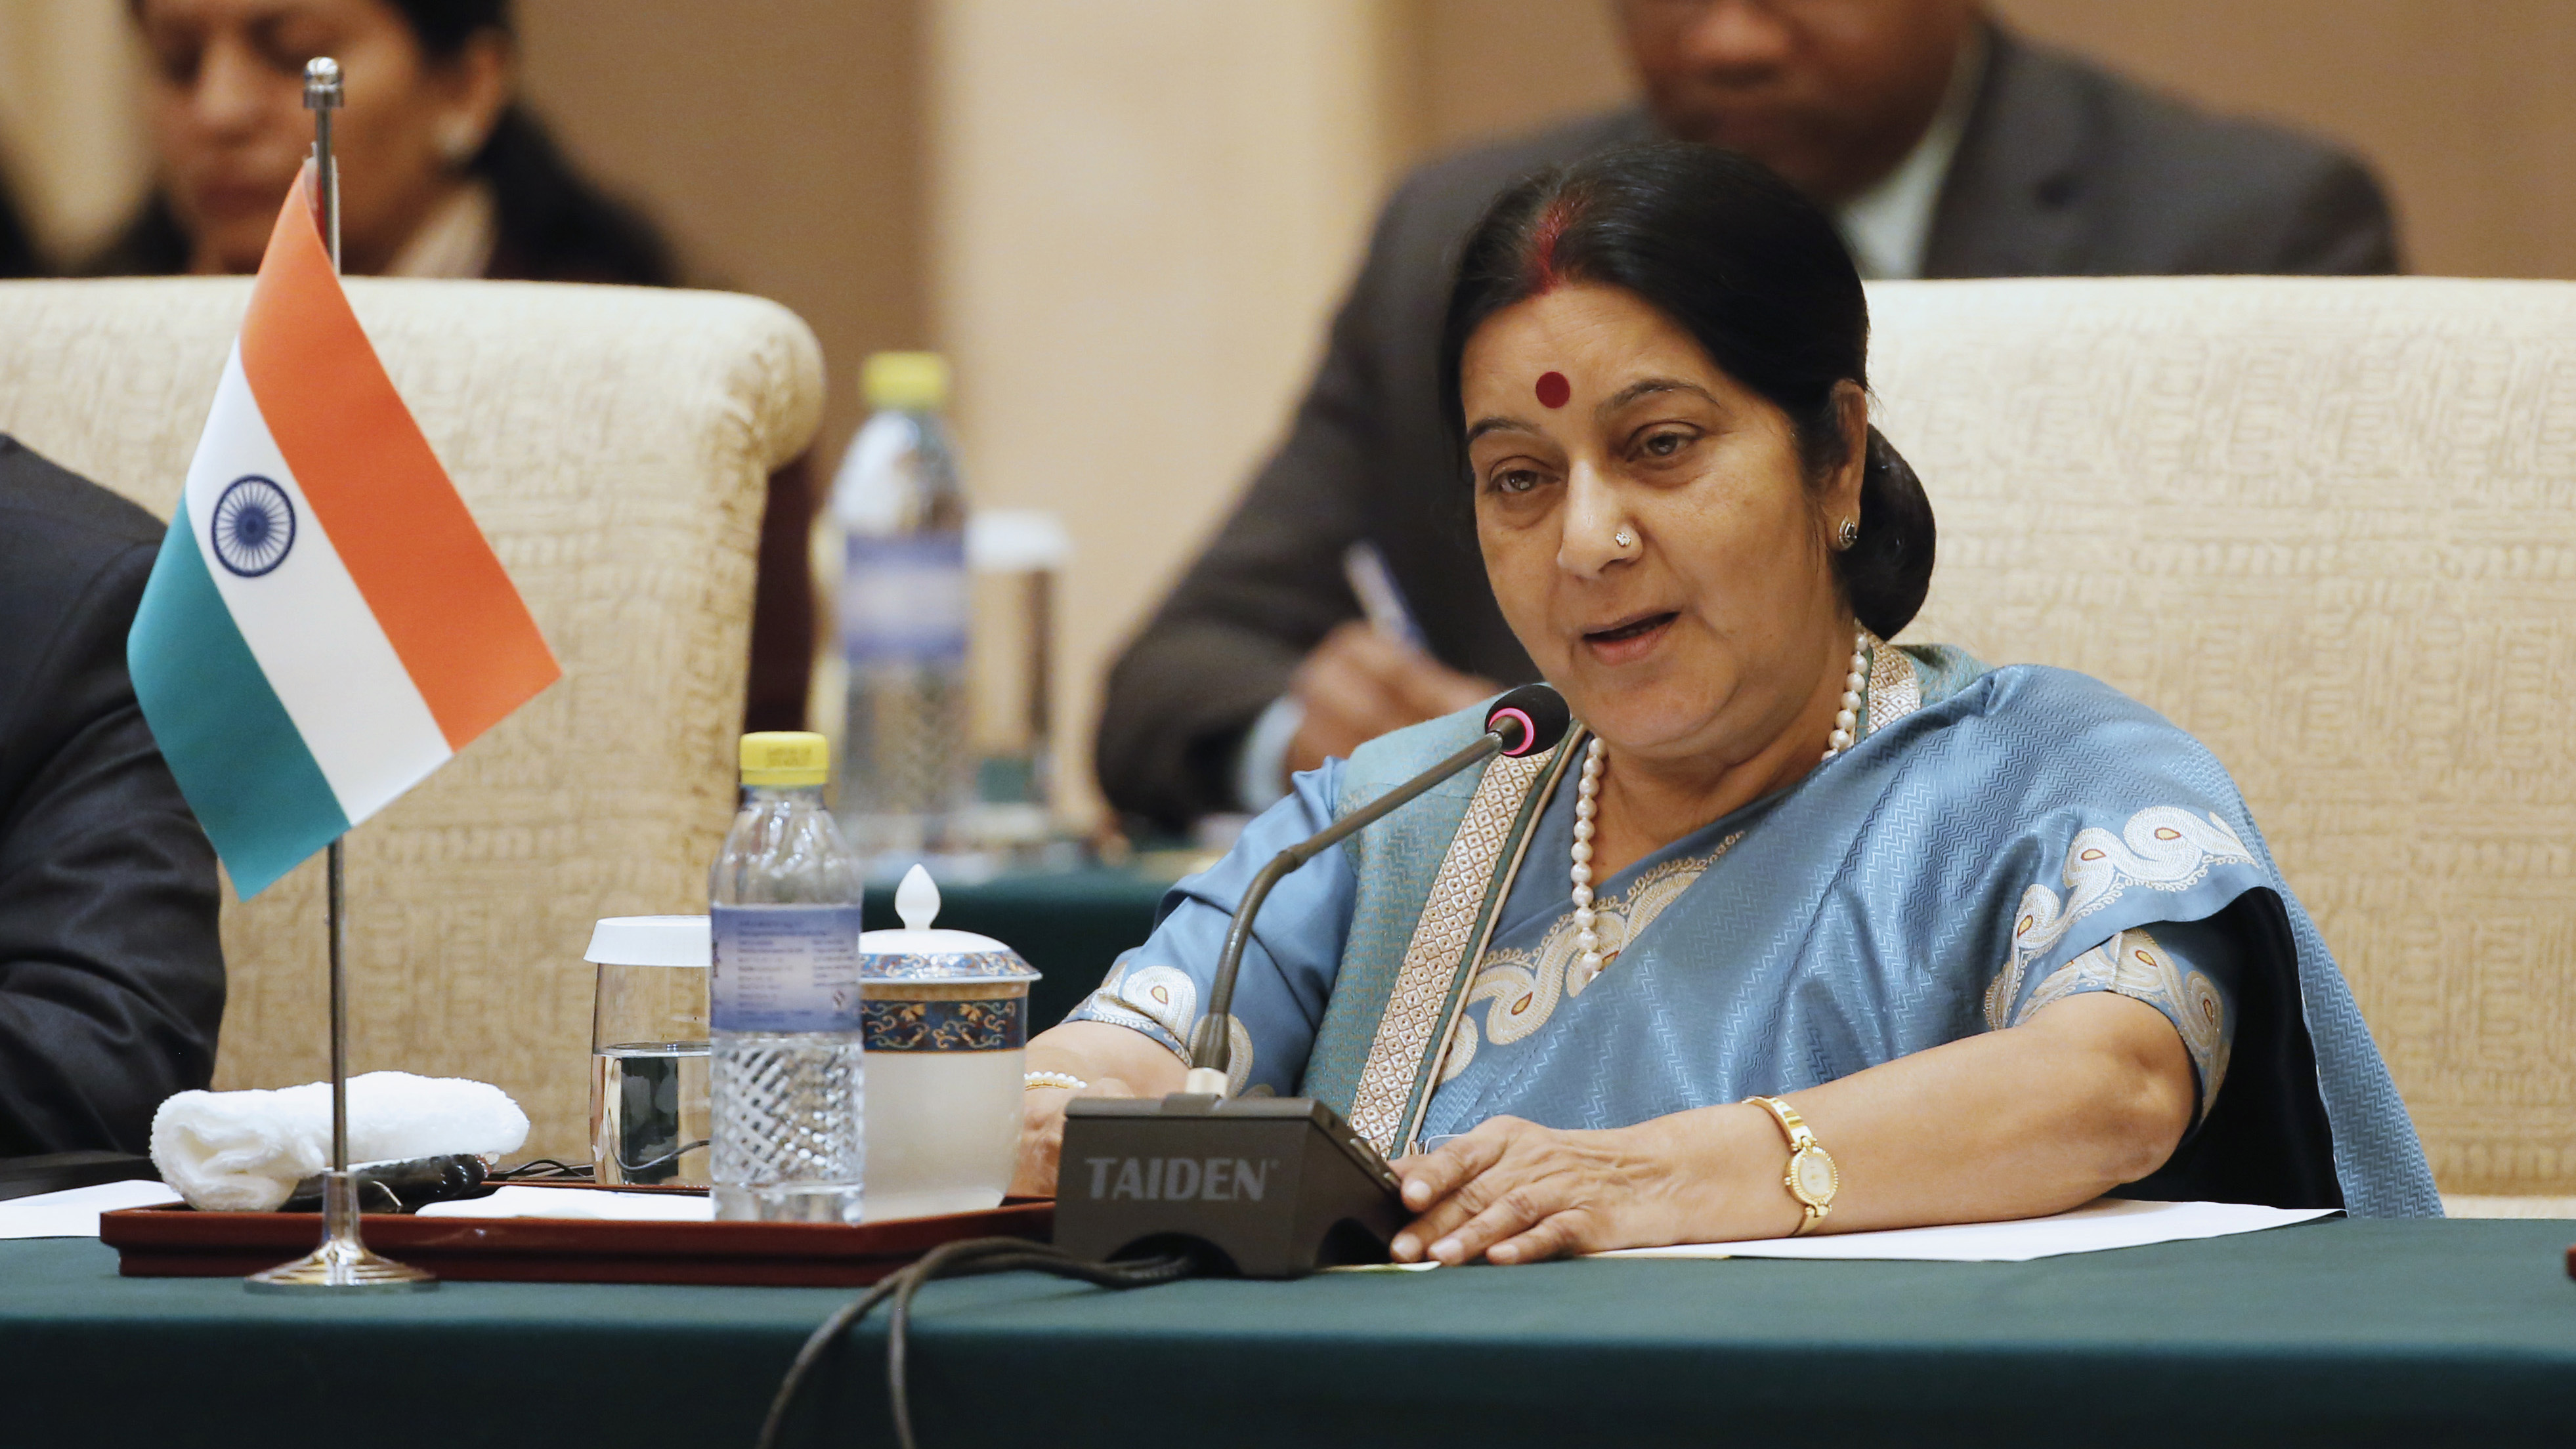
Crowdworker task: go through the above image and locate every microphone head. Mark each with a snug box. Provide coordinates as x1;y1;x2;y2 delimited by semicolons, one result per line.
1485;684;1572;757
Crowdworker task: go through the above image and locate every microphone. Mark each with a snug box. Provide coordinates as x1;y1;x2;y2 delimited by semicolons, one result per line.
1185;682;1569;1091
1054;683;1571;1276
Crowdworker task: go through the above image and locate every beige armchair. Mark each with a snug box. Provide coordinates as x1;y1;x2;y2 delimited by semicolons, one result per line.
0;276;823;1160
1869;277;2576;1210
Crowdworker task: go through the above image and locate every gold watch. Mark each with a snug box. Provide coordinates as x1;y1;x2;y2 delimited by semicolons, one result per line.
1746;1095;1837;1236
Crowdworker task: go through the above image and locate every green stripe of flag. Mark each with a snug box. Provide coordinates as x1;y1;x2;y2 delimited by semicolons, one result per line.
128;499;349;898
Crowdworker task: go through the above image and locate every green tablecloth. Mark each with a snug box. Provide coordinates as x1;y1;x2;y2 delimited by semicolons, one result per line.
863;865;1173;1029
5;1220;2571;1447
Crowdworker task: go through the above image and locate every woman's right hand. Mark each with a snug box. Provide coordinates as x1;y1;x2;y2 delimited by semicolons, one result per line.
1012;1078;1134;1197
1008;1020;1192;1196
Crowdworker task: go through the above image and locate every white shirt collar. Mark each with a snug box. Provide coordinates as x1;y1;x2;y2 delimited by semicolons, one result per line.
385;180;498;280
1835;28;1986;282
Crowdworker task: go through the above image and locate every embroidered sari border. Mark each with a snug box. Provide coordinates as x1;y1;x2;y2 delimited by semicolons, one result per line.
1346;731;1577;1153
1865;633;1920;736
1397;730;1585;1155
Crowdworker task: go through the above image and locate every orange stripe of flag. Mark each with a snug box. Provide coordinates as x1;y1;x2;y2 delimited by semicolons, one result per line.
238;169;559;750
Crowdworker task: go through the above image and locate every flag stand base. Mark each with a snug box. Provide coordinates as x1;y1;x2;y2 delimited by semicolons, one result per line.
244;1170;437;1293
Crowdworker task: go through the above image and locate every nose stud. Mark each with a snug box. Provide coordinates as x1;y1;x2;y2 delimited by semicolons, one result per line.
1614;529;1636;550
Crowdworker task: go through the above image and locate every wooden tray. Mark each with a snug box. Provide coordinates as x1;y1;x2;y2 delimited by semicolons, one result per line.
100;1192;1054;1288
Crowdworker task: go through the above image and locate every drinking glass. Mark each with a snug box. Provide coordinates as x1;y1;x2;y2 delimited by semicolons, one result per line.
588;915;712;1187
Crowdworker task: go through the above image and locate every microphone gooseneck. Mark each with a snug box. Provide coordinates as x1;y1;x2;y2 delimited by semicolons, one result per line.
1185;684;1571;1087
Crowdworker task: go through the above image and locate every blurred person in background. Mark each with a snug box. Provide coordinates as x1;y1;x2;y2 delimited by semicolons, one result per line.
89;0;675;284
1097;0;2400;833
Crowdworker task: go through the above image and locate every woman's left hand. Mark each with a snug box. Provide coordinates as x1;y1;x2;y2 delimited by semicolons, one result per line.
1389;1114;1725;1265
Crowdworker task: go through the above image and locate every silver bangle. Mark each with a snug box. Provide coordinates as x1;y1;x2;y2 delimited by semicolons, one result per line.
1024;1070;1088;1093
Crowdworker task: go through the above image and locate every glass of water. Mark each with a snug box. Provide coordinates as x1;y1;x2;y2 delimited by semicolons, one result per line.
586;916;712;1188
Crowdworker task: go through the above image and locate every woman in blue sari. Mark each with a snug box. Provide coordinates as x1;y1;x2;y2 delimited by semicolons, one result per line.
1018;143;2437;1263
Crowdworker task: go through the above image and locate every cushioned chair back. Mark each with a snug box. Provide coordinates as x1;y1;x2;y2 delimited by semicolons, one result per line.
1869;277;2576;1196
0;277;823;1159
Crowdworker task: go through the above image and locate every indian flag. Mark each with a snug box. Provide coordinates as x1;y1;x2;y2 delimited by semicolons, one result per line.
129;169;559;898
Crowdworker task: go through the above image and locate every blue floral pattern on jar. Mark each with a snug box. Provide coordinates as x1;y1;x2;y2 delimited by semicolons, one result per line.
861;996;1027;1052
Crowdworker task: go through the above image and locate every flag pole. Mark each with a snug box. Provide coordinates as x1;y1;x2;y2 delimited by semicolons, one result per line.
246;55;436;1294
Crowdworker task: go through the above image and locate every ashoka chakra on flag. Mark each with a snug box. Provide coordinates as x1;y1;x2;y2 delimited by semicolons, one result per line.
211;474;296;578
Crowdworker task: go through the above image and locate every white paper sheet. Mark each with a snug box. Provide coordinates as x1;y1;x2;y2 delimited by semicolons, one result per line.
1591;1198;2339;1263
0;1180;182;1238
414;1185;713;1223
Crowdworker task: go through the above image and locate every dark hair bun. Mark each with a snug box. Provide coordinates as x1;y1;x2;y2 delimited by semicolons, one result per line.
1841;427;1935;639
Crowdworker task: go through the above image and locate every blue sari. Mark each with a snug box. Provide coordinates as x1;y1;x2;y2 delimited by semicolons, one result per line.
1069;641;2438;1217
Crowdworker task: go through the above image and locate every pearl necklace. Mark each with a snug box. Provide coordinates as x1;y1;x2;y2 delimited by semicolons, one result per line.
1571;629;1872;977
1825;628;1870;761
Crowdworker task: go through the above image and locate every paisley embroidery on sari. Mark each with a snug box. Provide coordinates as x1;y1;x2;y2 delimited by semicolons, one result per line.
1079;959;1256;1093
1983;805;2256;1032
1440;833;1742;1083
2016;925;2233;1116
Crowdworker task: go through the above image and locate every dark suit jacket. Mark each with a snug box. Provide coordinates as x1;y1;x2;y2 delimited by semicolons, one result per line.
0;438;225;1154
1096;26;2400;828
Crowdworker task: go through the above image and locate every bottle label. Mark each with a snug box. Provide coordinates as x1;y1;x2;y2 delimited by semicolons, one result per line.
710;904;865;1033
841;534;967;665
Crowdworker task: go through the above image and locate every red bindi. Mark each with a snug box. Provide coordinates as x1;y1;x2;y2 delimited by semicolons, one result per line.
1535;371;1570;409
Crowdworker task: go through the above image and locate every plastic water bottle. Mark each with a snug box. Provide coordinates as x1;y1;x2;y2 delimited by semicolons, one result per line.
709;731;866;1223
830;351;971;862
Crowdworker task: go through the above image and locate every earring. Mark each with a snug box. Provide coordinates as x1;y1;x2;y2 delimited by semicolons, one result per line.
1836;516;1860;551
1614;529;1637;550
437;117;484;166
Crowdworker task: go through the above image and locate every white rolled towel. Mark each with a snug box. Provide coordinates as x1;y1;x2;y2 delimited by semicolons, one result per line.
150;1071;531;1212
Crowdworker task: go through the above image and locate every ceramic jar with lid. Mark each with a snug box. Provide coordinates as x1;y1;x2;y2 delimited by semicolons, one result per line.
857;866;1040;1220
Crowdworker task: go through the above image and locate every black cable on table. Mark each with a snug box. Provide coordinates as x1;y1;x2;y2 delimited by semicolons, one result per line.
614;1138;710;1176
756;1237;1201;1449
488;1158;593;1182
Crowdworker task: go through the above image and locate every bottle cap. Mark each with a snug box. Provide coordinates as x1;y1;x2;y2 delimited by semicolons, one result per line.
864;351;949;411
739;731;828;786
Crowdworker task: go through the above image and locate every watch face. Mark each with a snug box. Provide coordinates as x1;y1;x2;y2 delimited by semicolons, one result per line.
1791;1146;1838;1205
